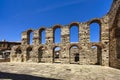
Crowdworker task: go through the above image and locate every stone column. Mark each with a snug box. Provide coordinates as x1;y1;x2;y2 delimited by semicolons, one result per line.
79;23;90;65
61;26;70;64
45;28;53;63
101;16;110;66
21;31;28;45
33;30;40;45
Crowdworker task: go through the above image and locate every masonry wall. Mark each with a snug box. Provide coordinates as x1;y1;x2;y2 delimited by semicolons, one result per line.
10;0;120;68
10;19;110;66
108;0;120;69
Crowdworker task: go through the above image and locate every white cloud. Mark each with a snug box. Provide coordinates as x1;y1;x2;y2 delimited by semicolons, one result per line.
36;0;87;13
11;0;88;19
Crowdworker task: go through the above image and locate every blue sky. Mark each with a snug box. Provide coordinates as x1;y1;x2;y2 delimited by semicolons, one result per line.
0;0;113;42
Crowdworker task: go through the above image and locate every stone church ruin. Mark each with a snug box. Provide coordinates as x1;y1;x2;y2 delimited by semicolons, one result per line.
10;0;120;69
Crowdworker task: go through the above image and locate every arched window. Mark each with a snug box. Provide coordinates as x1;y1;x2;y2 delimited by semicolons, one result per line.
54;28;61;43
90;23;100;42
39;29;46;44
70;26;79;43
53;46;61;63
69;45;79;64
30;32;33;44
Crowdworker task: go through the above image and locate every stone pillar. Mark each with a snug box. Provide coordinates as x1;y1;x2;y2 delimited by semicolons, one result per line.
31;46;39;62
20;45;27;62
21;31;28;45
33;30;40;45
45;28;53;63
61;26;70;64
79;23;90;65
79;23;90;46
101;16;110;66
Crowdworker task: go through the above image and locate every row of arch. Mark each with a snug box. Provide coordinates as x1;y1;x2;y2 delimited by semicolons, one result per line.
27;20;101;45
15;43;102;64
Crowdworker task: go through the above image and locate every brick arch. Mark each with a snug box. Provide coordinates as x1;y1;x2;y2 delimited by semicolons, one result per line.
38;27;46;32
91;44;101;49
52;24;63;30
26;29;34;44
53;46;62;50
68;44;82;50
26;45;33;51
69;22;80;43
52;24;62;36
27;29;34;35
69;22;79;29
90;43;104;49
88;18;101;42
52;45;62;52
37;45;46;50
38;27;46;44
87;18;102;26
38;46;44;49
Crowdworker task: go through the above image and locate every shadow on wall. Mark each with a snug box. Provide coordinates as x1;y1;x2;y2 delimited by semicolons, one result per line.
0;72;61;80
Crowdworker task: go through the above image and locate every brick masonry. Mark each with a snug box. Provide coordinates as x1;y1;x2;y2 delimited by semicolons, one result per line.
10;0;120;69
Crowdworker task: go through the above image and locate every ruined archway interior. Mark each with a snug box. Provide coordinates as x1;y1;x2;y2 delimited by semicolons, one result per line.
38;46;44;62
91;46;102;65
53;47;61;63
69;46;79;64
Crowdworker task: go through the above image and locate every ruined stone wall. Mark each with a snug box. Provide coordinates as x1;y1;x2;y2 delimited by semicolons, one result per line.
10;0;120;68
108;0;120;69
10;19;110;66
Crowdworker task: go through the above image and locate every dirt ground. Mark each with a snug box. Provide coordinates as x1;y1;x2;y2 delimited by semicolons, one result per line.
0;62;120;80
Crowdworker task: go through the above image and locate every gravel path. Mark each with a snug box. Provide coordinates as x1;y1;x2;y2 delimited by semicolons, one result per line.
0;62;120;80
